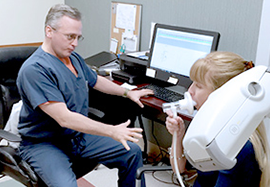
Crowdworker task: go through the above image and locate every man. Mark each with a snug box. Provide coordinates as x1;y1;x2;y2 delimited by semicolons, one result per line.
17;4;153;187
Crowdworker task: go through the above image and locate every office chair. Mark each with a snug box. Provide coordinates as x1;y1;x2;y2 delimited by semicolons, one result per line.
136;165;172;187
0;46;99;186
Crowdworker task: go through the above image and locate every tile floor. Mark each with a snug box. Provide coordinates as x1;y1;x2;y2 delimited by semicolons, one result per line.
0;163;179;187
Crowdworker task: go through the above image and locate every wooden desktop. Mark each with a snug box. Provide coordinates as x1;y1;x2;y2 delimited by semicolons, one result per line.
112;78;194;123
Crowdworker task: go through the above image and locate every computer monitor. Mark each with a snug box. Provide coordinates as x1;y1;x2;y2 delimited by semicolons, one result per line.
146;23;220;93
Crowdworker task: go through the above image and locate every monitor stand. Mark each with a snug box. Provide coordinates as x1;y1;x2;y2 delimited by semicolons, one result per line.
166;85;187;95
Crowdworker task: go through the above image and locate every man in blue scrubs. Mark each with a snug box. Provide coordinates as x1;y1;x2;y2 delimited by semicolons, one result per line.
17;4;153;187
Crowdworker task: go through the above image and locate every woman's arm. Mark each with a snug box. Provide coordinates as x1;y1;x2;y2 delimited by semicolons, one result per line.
165;110;187;173
169;133;187;174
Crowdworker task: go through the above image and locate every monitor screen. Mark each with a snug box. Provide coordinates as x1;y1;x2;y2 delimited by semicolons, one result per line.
146;24;220;90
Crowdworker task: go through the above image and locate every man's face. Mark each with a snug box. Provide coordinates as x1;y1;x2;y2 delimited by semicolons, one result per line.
47;16;83;59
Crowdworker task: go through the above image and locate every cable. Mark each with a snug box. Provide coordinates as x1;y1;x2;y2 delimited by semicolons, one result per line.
151;119;185;186
151;170;175;185
173;131;185;187
162;92;196;187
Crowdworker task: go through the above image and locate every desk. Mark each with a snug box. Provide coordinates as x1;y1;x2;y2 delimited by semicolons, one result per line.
87;51;193;160
112;79;194;122
111;79;194;161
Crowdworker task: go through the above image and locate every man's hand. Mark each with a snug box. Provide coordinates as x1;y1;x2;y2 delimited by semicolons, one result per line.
111;120;143;150
127;89;154;108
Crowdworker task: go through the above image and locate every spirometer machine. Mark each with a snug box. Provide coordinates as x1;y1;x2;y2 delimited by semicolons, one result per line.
184;65;270;172
164;65;270;173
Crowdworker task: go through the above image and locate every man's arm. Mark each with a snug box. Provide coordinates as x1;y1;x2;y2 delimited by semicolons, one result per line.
39;101;142;150
94;75;154;108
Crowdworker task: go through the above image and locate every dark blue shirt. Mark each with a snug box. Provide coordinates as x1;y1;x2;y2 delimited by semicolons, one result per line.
17;47;97;140
193;140;261;187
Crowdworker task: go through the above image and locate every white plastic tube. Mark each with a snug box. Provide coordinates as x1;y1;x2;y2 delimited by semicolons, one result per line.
173;131;185;186
163;92;196;187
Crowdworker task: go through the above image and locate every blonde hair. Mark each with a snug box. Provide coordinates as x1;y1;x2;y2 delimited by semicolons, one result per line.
250;122;270;187
190;51;248;90
190;51;270;187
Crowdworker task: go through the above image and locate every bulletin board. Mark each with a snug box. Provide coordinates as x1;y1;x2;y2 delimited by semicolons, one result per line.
110;2;142;54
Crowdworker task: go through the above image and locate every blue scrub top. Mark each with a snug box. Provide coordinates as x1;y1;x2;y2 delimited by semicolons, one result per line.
17;47;97;140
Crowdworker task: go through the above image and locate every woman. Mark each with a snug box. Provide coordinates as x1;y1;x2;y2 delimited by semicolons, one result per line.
165;51;270;187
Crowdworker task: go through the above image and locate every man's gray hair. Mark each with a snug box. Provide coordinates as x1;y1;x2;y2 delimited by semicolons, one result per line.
45;4;82;30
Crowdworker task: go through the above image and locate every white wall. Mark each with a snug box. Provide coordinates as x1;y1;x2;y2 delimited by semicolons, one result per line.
0;0;64;46
256;0;270;68
255;0;270;145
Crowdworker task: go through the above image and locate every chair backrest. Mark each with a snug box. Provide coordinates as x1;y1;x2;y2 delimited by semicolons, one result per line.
0;46;38;128
0;46;98;187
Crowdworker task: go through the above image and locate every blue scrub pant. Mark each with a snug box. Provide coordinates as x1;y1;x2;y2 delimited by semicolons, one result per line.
19;133;145;187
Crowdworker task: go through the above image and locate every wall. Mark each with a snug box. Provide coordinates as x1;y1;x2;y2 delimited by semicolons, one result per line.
65;0;266;149
0;0;64;46
0;0;268;152
66;0;263;63
253;0;270;145
256;0;270;67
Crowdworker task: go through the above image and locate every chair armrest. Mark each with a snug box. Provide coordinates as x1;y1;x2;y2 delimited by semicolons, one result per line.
88;107;105;118
0;129;21;142
136;165;172;179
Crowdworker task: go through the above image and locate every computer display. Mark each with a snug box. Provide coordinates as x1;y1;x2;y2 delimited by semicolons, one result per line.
146;23;220;91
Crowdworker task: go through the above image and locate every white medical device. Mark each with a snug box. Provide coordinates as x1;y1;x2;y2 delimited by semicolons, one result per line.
162;92;196;118
162;92;196;187
183;65;270;172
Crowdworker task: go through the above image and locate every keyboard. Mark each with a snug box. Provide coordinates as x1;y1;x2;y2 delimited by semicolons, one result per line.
139;84;184;102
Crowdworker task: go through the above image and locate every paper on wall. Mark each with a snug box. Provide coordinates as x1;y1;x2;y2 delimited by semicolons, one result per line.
115;4;136;30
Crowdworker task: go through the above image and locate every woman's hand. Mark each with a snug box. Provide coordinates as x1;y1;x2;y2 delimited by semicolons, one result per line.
165;110;185;138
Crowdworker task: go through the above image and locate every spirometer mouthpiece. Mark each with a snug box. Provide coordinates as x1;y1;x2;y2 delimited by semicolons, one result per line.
162;92;196;187
162;92;196;116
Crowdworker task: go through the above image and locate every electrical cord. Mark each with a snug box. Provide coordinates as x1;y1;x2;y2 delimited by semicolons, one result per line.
162;92;196;187
173;132;186;187
151;170;176;185
149;120;197;186
150;91;196;186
